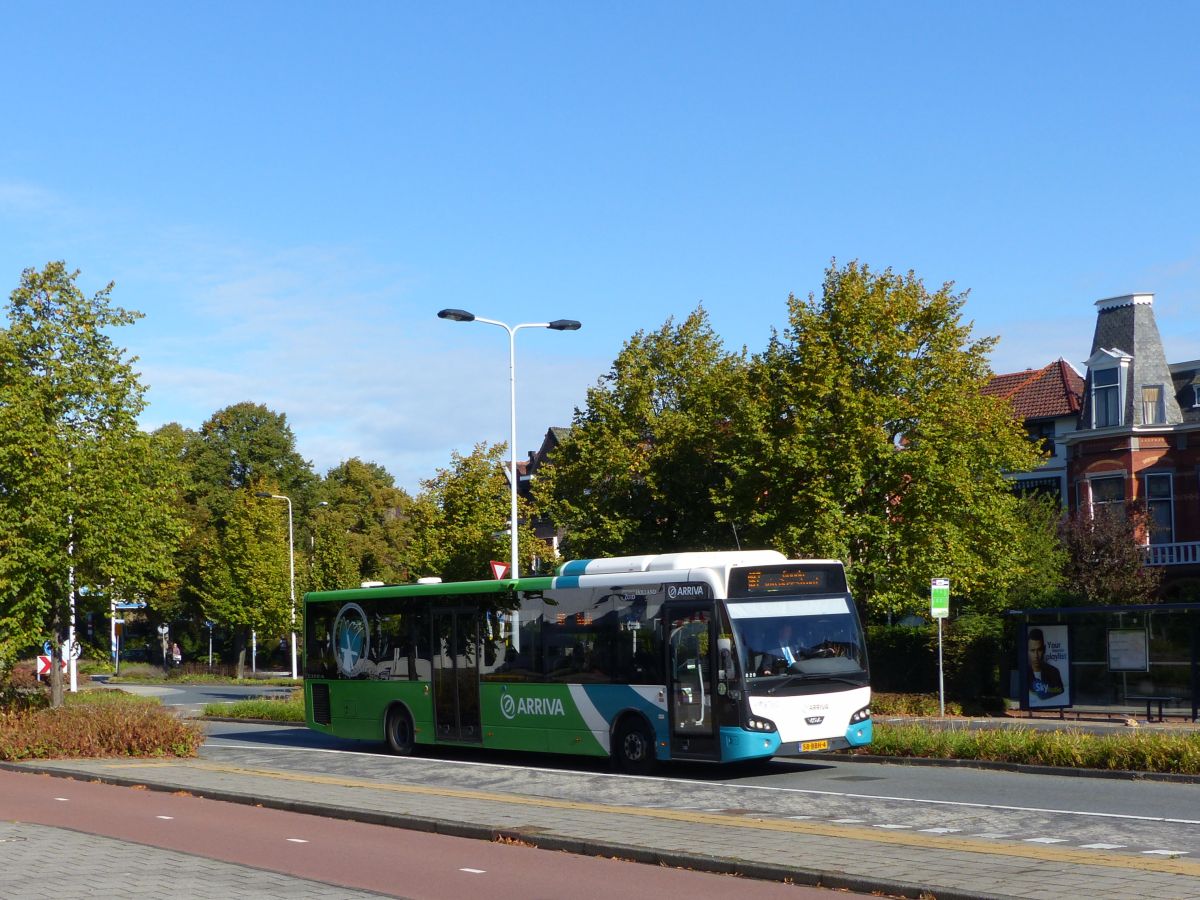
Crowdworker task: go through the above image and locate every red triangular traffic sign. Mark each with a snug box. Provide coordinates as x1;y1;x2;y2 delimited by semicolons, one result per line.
489;561;510;580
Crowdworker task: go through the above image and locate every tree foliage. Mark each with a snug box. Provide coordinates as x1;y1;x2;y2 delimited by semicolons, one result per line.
194;485;291;676
0;263;184;694
716;261;1044;616
535;309;747;557
411;442;547;581
176;402;316;640
1059;504;1163;605
315;458;413;588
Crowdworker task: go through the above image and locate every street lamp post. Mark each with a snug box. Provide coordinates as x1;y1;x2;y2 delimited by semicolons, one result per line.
255;492;298;680
437;309;580;579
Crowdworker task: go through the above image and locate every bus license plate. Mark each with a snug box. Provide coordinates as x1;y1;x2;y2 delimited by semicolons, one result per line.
800;740;829;752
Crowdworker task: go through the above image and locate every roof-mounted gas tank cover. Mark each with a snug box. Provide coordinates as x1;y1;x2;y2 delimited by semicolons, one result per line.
557;549;788;577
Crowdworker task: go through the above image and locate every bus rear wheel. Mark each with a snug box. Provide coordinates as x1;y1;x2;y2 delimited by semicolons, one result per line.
613;717;656;775
385;706;415;756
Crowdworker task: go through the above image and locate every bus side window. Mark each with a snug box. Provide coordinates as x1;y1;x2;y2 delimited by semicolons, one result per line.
613;593;663;684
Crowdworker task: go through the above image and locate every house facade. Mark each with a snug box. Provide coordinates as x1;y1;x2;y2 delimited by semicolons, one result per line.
982;359;1084;504
1064;294;1200;570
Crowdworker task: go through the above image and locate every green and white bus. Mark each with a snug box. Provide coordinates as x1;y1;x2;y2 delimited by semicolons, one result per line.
303;550;871;772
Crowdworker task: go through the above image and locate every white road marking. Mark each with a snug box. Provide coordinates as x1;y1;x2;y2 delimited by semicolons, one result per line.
1024;837;1066;844
287;838;309;843
786;815;813;820
874;824;912;829
53;797;69;802
459;868;486;874
1143;849;1188;856
156;816;173;820
832;818;864;823
920;828;961;834
973;833;1011;839
1080;843;1125;850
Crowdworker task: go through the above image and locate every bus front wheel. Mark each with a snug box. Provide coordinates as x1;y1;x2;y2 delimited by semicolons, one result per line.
385;706;415;756
613;717;656;775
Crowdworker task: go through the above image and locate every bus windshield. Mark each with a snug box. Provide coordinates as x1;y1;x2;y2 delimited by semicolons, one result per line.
727;596;867;682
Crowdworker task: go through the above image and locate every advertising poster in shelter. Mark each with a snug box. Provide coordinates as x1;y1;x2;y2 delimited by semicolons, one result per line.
1022;624;1070;709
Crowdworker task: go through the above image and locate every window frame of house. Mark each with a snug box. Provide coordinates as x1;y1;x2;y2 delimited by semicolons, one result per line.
1026;420;1057;457
1141;384;1165;425
1086;474;1126;517
1193;384;1200;408
1142;472;1174;545
1091;366;1122;428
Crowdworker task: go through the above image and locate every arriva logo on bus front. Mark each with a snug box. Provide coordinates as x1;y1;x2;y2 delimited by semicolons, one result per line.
500;694;566;719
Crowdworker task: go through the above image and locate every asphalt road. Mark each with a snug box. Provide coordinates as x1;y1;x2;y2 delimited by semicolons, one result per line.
202;719;1200;860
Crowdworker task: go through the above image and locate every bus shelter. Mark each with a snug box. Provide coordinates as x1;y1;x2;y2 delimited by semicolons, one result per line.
1007;603;1200;721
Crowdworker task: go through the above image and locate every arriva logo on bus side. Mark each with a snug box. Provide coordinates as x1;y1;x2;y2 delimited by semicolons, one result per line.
667;584;705;598
500;693;566;719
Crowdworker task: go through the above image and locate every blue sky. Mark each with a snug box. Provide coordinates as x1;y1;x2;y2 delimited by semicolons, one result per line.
2;3;1197;492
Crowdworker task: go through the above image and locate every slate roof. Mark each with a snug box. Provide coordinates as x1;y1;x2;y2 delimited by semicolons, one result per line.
983;359;1085;420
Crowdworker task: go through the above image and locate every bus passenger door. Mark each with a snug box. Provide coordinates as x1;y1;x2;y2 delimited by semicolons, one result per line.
664;600;720;760
432;607;481;743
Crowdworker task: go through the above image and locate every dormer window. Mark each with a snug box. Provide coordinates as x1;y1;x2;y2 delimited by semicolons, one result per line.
1141;385;1165;425
1193;384;1200;408
1092;368;1120;427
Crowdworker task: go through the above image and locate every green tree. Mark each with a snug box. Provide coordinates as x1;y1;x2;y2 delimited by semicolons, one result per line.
195;485;290;677
308;508;359;591
0;262;184;702
177;403;316;650
1059;503;1163;605
535;309;748;557
410;443;546;581
719;261;1044;618
316;458;414;587
183;402;315;524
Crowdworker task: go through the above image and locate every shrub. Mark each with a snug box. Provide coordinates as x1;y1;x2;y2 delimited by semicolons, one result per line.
872;692;963;717
867;617;1006;712
0;690;203;761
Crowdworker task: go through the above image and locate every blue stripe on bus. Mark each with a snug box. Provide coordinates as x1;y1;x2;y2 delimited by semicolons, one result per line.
719;727;782;761
552;575;581;589
846;719;873;746
579;684;669;758
558;559;594;576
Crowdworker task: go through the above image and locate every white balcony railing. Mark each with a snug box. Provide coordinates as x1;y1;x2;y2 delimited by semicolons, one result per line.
1142;542;1200;566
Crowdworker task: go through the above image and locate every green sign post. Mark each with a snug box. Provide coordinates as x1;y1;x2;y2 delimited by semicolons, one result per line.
930;578;950;716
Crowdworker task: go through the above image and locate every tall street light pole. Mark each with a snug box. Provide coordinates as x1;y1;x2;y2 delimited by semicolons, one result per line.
255;492;298;680
437;309;581;578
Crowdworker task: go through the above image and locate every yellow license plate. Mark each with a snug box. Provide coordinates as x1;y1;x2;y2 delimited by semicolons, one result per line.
800;740;829;752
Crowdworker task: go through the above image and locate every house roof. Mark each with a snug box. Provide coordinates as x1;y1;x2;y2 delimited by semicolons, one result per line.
983;359;1085;420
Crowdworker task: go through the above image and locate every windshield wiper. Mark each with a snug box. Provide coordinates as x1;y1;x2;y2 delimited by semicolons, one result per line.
766;674;865;694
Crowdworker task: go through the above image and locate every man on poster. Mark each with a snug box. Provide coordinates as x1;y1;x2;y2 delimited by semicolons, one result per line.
1027;627;1064;701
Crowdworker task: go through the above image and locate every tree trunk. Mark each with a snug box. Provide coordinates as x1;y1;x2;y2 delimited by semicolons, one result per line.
49;608;64;709
234;629;247;680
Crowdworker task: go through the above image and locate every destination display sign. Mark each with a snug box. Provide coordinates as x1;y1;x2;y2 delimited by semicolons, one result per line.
728;563;846;598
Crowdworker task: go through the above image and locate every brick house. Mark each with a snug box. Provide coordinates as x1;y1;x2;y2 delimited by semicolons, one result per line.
987;293;1200;579
1064;294;1200;571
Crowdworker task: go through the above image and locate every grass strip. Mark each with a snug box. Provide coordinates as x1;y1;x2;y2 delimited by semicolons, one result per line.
865;722;1200;775
204;691;304;722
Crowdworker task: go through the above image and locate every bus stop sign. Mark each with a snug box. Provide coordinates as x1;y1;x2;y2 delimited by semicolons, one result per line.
930;578;950;619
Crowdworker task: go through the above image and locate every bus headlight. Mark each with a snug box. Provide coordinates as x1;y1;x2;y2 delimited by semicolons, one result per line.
745;716;777;732
850;705;871;724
